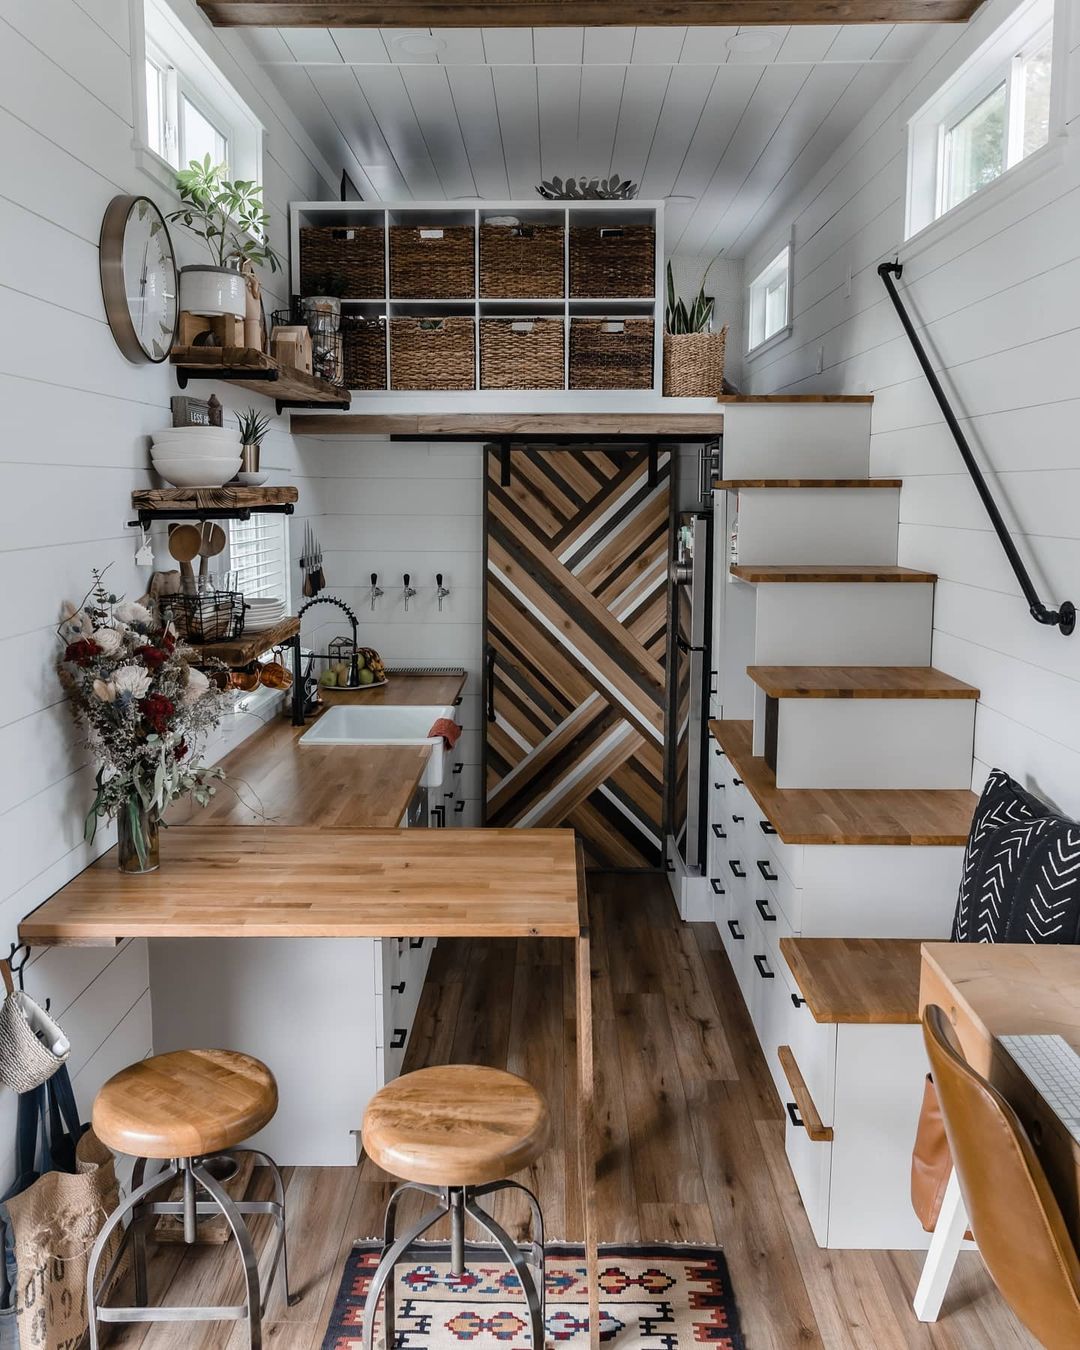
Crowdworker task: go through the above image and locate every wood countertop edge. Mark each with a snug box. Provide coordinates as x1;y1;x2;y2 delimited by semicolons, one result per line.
781;936;925;1025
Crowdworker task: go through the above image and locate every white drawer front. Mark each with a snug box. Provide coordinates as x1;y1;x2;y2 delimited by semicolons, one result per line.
785;1112;832;1246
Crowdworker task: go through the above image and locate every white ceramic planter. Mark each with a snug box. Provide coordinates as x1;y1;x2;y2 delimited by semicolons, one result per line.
180;265;247;319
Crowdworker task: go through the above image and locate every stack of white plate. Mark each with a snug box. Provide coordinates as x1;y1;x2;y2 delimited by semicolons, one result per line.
243;596;288;633
151;426;242;488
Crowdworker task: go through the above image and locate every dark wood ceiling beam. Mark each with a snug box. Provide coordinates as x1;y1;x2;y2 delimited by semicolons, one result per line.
198;1;979;26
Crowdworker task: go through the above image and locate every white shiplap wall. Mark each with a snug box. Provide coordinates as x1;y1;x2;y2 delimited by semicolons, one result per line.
0;0;335;1185
296;439;485;823
739;0;1080;815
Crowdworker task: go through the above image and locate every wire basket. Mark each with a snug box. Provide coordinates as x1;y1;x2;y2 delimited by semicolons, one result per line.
271;305;344;386
171;590;247;644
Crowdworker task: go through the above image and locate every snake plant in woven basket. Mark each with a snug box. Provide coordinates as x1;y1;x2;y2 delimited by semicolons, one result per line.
665;260;717;333
536;174;638;200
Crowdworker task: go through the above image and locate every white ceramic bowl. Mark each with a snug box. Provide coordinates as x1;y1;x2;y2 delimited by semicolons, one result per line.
153;425;241;442
151;454;242;488
152;430;241;456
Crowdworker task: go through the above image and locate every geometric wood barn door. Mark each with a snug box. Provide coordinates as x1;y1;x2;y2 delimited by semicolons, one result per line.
483;444;671;868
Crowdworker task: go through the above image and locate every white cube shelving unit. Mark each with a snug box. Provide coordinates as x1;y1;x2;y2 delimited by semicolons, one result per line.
289;199;670;401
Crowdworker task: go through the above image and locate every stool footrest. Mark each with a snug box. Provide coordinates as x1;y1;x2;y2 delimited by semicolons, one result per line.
98;1304;249;1323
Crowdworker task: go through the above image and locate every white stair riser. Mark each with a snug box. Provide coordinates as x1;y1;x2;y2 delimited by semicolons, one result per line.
754;583;933;666
773;698;976;790
722;403;872;479
734;488;899;566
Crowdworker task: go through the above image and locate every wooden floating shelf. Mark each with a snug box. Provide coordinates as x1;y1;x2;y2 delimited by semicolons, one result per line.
709;718;977;846
185;615;299;670
169;346;351;412
130;485;298;525
290;412;725;437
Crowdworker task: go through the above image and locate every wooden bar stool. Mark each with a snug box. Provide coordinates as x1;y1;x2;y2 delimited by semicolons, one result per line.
361;1065;551;1350
87;1048;298;1350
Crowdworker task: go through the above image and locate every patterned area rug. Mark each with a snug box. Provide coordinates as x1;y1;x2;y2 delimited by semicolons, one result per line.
322;1241;744;1349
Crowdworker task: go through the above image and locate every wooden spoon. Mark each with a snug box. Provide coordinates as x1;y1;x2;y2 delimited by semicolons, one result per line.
197;522;227;582
168;523;202;595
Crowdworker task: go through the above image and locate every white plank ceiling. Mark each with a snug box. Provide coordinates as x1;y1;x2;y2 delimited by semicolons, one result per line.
242;23;941;257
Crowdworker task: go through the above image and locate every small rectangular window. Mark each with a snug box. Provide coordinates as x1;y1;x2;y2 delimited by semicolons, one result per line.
907;0;1056;237
140;0;262;185
748;246;792;354
228;516;289;602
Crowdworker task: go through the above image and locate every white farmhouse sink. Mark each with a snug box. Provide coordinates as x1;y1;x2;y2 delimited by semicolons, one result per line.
300;704;457;787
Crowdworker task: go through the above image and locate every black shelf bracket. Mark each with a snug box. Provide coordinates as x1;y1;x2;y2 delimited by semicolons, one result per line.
127;503;295;531
276;397;351;415
174;366;279;392
878;260;1074;636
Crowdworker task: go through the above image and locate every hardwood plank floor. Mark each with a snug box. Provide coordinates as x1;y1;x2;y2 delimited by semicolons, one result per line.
121;873;1035;1349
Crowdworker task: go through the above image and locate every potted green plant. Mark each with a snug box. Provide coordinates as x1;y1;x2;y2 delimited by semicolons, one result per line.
663;259;728;398
167;156;283;322
235;407;271;482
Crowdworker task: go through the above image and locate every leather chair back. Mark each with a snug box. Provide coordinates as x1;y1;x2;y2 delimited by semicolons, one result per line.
923;1004;1080;1348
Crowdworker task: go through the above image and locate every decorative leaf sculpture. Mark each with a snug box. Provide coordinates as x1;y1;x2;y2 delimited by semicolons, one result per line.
536;173;639;201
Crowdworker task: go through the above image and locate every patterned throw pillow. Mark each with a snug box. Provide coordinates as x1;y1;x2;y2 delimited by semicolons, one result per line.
951;769;1080;944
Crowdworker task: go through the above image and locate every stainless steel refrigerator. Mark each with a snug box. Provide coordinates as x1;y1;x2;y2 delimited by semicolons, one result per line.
667;512;713;874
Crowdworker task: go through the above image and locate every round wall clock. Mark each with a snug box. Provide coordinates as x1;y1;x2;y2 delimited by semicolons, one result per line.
99;194;178;363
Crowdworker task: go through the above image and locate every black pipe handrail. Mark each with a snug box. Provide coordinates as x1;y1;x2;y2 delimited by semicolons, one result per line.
878;260;1074;636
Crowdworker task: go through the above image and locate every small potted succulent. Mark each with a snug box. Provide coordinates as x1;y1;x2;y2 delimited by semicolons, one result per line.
663;259;728;397
235;407;271;483
167;157;283;321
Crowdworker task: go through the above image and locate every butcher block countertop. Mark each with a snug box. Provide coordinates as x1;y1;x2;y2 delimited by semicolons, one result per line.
18;828;583;947
166;721;431;830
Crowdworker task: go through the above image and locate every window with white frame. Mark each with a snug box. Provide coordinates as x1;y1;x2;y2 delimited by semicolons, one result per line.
228;515;289;603
139;0;262;184
906;0;1055;237
747;245;792;354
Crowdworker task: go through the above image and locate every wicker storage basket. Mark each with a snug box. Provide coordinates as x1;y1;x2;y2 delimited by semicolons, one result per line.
663;327;728;397
570;224;655;297
390;317;475;390
299;225;384;297
480;318;564;390
342;315;387;389
390;225;475;298
480;224;564;298
570;318;654;390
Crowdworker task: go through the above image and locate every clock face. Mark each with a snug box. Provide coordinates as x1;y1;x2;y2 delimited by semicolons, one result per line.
100;195;178;364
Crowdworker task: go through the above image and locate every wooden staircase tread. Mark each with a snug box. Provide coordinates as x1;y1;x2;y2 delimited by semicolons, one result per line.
715;479;900;489
716;394;874;404
709;719;977;846
779;937;925;1024
746;666;979;699
730;564;937;584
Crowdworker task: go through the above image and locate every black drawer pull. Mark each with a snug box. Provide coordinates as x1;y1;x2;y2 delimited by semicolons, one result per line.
753;954;775;980
453;762;463;775
390;1028;407;1050
757;859;778;882
714;747;724;758
759;820;777;836
727;920;744;941
791;993;807;1009
710;879;725;895
786;1101;804;1129
409;937;424;949
755;898;776;923
454;800;466;813
431;804;445;827
665;859;676;873
728;860;746;879
711;823;726;839
391;981;406;994
732;776;743;786
444;790;454;798
732;814;744;823
713;781;723;790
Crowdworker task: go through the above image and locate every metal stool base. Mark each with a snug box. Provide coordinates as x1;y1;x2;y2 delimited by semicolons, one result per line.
87;1148;299;1350
363;1180;545;1350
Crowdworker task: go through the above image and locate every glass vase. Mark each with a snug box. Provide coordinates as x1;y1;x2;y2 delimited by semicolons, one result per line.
117;801;160;874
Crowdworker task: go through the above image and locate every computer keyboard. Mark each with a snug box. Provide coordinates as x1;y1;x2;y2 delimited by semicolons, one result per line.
999;1034;1080;1146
